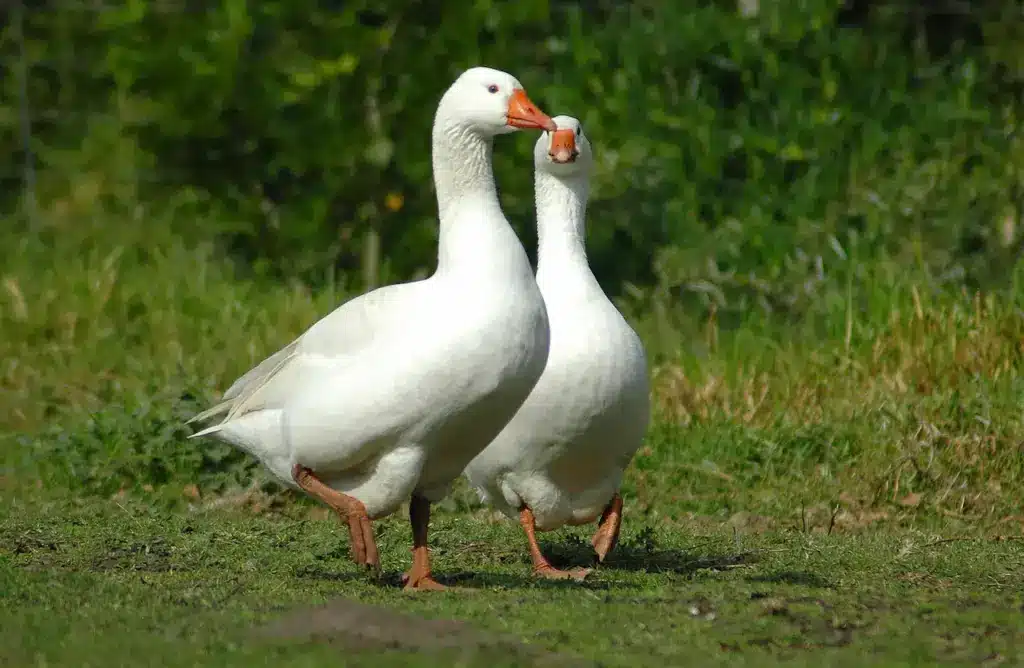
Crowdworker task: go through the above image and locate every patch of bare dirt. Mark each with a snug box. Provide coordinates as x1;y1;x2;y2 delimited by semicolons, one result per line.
257;597;597;666
91;537;173;572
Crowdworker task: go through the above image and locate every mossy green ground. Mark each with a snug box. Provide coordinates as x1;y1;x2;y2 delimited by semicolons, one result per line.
2;493;1022;667
3;222;1023;666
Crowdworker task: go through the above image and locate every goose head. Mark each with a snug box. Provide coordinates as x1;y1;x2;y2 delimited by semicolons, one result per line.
438;67;557;136
534;115;592;177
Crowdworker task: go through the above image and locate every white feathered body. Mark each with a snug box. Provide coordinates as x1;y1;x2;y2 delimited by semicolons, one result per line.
464;245;649;531
464;126;650;532
194;163;550;520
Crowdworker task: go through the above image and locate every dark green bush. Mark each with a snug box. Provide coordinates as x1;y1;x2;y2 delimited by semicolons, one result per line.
1;1;1021;322
20;385;259;497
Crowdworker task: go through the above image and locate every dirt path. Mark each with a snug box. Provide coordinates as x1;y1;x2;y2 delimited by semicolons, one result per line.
258;596;598;666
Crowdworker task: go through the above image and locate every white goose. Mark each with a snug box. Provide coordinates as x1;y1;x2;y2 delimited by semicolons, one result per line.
464;116;650;580
188;67;556;591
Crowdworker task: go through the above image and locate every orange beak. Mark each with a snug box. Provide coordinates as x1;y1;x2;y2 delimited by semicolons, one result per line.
548;128;578;164
507;89;557;132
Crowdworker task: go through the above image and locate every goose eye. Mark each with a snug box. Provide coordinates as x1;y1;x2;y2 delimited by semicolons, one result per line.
576;126;582;137
487;84;499;94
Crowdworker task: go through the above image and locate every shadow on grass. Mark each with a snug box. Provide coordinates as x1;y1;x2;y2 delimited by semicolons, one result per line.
537;527;762;576
293;523;765;589
437;570;642;591
601;545;758;574
293;566;376;584
746;570;833;588
295;564;627;591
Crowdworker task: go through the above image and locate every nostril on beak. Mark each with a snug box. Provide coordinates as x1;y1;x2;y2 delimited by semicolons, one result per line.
548;148;576;164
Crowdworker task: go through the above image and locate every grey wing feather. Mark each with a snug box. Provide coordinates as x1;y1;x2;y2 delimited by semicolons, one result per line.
186;340;299;425
186;280;415;429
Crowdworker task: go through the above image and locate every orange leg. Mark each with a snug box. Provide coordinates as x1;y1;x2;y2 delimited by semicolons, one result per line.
590;492;623;563
519;506;592;581
402;495;446;591
292;465;379;569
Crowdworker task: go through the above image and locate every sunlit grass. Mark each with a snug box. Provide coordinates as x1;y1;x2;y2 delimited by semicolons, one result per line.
2;205;1024;666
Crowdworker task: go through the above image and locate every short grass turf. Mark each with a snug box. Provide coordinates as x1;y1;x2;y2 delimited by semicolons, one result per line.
3;221;1024;667
2;494;1022;668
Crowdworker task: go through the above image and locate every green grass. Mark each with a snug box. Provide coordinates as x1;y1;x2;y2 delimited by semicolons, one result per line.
2;495;1022;667
3;210;1024;666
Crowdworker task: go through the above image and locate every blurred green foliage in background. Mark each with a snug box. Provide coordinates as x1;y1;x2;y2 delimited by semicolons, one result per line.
1;1;1022;330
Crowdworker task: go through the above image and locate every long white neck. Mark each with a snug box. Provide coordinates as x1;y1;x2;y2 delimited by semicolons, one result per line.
535;168;591;278
431;110;518;276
